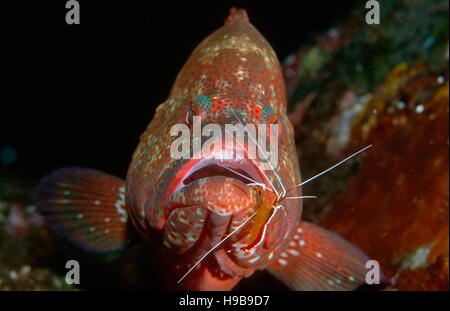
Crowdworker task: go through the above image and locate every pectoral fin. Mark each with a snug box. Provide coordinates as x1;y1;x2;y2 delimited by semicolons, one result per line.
267;221;375;290
36;167;129;253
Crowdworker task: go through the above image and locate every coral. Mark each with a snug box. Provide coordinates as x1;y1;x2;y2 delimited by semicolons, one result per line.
0;174;74;290
320;65;449;290
285;0;449;290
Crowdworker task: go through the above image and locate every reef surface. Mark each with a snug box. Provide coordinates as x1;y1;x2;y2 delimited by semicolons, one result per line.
285;0;448;290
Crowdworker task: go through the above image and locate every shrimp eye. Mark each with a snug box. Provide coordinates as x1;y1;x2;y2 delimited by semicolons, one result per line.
185;109;195;126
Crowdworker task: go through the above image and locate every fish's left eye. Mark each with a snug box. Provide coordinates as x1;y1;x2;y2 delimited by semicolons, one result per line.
185;109;195;126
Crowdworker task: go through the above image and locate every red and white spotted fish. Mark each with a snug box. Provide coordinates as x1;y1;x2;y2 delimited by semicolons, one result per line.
36;8;375;290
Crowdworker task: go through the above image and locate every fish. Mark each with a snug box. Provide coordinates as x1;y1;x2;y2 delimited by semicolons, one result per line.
36;8;378;291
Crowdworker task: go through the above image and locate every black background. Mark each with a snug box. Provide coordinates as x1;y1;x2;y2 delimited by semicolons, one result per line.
2;0;356;179
1;291;448;309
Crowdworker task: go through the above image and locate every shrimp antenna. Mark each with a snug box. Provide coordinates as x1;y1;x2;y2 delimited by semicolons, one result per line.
220;166;273;192
213;120;280;196
287;145;372;193
284;195;317;200
230;109;287;199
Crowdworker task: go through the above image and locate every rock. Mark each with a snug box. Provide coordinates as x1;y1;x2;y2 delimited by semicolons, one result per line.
320;64;449;291
285;0;449;290
0;174;74;290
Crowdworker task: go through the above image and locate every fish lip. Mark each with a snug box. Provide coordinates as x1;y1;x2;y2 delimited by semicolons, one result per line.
167;151;269;200
184;158;263;186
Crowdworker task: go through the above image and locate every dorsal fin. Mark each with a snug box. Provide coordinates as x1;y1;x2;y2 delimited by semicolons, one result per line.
225;8;249;26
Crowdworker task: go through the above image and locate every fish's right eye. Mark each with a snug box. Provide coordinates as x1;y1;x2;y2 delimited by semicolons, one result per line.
185;100;201;126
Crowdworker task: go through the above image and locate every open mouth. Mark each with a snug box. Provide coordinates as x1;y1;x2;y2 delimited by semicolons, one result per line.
165;153;281;267
167;145;272;198
183;161;262;186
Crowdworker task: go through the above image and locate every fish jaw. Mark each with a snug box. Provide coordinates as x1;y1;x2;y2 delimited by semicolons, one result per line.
163;173;259;255
159;150;297;284
178;266;243;291
150;242;252;291
166;142;270;196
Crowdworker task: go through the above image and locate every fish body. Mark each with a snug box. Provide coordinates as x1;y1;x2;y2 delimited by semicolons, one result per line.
36;9;375;291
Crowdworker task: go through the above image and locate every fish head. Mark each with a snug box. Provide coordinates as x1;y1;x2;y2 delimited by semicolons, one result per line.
148;93;303;287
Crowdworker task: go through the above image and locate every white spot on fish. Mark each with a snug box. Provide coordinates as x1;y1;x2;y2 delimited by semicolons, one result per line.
415;104;425;114
278;258;288;266
235;65;248;81
76;214;83;219
293;234;300;240
89;227;96;232
104;217;110;223
232;242;247;248
186;234;196;242
299;240;306;247
316;252;323;258
115;189;127;223
63;190;71;196
179;217;189;225
94;200;101;206
281;252;288;258
236;250;246;259
288;249;300;256
297;228;304;234
348;276;356;283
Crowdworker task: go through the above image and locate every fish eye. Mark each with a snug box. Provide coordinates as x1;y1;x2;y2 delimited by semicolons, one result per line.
185;109;195;126
270;117;282;137
185;100;201;126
